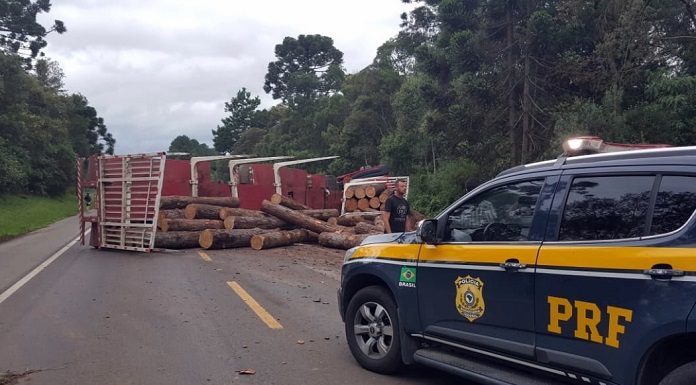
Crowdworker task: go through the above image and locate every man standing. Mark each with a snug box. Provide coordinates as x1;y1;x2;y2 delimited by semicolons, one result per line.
382;179;413;233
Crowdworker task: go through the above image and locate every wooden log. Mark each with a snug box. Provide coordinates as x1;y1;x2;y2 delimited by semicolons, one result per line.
270;193;311;210
158;209;185;229
160;196;240;209
374;215;384;227
160;218;224;232
345;198;359;212
411;209;426;222
331;216;365;227
299;209;339;221
318;232;369;250
365;184;387;198
369;197;381;209
357;198;370;211
223;216;288;230
354;187;366;199
378;190;391;203
199;228;275;250
354;221;383;235
155;231;201;249
184;204;226;219
159;209;185;220
260;200;341;234
250;229;312;250
344;187;355;199
219;207;267;220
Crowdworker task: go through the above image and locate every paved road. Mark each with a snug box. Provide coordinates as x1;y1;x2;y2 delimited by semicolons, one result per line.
0;221;460;385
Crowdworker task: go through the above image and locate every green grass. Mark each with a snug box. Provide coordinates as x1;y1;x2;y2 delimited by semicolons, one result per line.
0;192;78;241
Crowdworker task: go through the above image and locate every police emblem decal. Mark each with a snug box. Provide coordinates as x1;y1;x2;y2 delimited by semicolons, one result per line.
455;276;485;322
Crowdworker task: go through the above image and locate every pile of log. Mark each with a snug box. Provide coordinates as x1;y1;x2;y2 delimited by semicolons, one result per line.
154;194;386;251
344;183;391;213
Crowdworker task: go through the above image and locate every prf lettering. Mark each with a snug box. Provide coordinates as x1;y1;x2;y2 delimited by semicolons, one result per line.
547;296;633;348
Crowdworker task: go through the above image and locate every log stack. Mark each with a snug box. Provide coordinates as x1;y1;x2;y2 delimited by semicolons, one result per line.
343;183;390;214
155;194;381;251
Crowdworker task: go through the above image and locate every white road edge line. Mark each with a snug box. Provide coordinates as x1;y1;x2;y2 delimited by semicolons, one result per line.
0;229;91;306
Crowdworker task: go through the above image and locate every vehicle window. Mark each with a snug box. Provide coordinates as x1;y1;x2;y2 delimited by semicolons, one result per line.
444;180;543;242
649;176;696;235
559;176;653;241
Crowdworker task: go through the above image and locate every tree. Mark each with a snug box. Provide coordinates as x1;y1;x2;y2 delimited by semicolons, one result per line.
212;87;265;153
169;135;215;156
34;57;63;91
63;93;115;156
0;0;66;68
264;34;345;108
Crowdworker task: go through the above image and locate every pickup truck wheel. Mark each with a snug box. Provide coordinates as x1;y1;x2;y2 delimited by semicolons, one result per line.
660;361;696;385
345;285;402;374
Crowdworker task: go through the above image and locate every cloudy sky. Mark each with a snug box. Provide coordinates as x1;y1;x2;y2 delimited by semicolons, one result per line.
37;0;412;154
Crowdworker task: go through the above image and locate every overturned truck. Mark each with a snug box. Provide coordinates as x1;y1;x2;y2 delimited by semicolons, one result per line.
77;153;396;252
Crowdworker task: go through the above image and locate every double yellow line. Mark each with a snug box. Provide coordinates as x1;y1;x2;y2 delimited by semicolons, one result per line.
197;251;283;329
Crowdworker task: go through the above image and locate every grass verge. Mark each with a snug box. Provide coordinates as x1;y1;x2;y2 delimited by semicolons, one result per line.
0;193;78;242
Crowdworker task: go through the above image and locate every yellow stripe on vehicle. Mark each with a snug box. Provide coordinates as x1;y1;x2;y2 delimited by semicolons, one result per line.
350;243;421;262
538;246;696;271
418;244;540;265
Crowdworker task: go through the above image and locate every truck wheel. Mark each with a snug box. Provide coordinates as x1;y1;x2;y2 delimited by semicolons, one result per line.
660;361;696;385
345;285;403;374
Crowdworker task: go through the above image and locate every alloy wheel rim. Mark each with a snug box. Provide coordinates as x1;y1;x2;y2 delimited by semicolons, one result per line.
352;301;394;359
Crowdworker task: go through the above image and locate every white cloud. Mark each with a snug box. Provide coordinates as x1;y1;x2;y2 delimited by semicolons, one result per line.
38;0;412;154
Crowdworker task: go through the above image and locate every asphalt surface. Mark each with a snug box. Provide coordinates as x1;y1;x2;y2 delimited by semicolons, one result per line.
0;220;461;385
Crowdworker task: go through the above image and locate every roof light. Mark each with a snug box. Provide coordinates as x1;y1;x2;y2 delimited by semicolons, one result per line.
562;136;671;156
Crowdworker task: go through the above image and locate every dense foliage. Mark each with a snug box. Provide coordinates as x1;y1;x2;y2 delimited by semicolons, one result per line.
208;1;696;215
0;0;114;196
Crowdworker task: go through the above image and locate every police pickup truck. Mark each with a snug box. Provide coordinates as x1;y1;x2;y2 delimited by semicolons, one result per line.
337;138;696;385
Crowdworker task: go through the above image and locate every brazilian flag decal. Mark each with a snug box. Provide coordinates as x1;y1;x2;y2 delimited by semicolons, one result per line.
400;267;416;283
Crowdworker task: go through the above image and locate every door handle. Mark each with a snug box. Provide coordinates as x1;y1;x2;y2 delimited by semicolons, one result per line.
500;259;527;271
644;267;684;280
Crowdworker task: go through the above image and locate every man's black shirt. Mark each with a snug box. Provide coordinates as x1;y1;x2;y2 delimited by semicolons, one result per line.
383;194;410;233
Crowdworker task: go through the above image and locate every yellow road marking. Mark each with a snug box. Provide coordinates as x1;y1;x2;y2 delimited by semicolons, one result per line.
198;251;212;262
227;281;283;330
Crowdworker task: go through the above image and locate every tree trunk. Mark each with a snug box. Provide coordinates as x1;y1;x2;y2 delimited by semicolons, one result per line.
270;193;311;210
345;198;359;212
158;209;185;229
330;215;366;227
199;228;275;250
299;209;339;221
160;218;224;232
184;204;225;219
354;221;383;235
160;196;240;209
250;229;313;250
522;53;531;163
219;207;266;220
365;184;386;198
223;216;288;230
378;191;390;203
369;197;381;209
357;198;370;211
374;215;384;228
260;200;341;234
507;4;521;165
318;232;369;250
354;187;366;199
155;231;201;249
344;187;355;199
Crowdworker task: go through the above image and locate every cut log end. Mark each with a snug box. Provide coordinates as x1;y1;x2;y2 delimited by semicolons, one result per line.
199;230;213;249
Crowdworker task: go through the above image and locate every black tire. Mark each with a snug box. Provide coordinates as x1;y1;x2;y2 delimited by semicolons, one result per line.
344;285;403;374
660;361;696;385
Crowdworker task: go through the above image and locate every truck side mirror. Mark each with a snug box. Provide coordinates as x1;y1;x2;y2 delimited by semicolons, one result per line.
417;219;438;244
